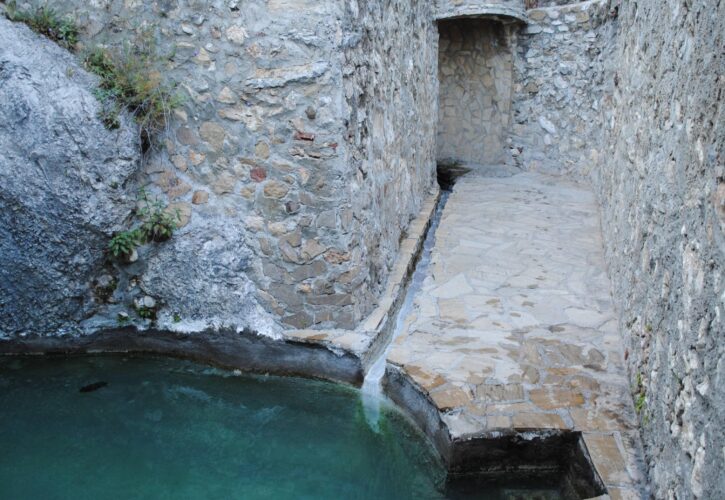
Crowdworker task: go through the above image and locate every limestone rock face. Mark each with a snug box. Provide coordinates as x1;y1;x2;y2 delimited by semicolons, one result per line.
139;218;277;335
0;17;140;336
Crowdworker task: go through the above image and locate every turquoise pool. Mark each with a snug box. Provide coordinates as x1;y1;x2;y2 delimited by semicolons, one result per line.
0;355;566;499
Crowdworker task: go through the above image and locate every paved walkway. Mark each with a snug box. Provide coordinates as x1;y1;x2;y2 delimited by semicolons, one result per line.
387;171;645;498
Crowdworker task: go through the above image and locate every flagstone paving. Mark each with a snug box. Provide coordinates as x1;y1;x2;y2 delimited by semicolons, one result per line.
386;171;646;499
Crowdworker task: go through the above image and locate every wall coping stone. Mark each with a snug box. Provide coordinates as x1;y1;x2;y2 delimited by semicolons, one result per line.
434;4;529;23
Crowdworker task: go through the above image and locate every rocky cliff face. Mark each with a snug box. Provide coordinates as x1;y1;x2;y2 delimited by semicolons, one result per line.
0;17;140;337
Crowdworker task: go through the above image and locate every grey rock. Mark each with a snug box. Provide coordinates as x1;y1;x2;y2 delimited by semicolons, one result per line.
135;296;156;310
139;219;275;334
538;116;558;135
0;17;140;336
245;62;329;89
553;75;569;89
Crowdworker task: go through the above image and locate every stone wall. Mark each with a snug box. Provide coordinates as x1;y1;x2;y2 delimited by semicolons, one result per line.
341;0;439;318
591;0;725;497
1;0;439;335
437;19;514;166
510;0;614;176
22;0;349;334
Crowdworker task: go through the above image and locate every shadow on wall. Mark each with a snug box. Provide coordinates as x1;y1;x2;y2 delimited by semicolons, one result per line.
437;18;514;168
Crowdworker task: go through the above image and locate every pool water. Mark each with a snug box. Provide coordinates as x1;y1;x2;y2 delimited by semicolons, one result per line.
0;355;446;499
0;356;566;499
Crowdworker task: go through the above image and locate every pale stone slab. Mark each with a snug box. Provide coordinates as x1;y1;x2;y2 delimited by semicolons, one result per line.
385;172;645;495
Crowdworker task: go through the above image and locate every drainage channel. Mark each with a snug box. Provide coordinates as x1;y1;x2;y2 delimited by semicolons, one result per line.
362;183;452;431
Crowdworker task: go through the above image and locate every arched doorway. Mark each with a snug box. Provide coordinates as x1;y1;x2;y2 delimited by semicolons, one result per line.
437;18;516;169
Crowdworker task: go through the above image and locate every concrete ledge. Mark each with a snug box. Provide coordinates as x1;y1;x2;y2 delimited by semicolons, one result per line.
383;362;642;498
358;187;441;367
0;327;364;386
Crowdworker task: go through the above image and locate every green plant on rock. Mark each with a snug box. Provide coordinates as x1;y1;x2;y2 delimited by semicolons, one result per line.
635;392;646;414
83;36;183;149
135;305;156;320
133;295;158;321
92;88;123;129
633;371;648;423
84;46;117;81
137;188;179;243
109;229;141;260
5;2;80;50
93;275;119;302
108;188;179;262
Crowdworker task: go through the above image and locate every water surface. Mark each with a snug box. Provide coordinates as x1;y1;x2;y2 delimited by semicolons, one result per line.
0;355;445;499
0;355;565;499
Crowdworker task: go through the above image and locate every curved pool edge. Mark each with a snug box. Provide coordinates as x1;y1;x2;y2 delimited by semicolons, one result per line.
0;327;365;386
382;363;611;499
0;328;615;499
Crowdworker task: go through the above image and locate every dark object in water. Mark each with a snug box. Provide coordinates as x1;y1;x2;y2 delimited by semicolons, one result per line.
79;381;108;393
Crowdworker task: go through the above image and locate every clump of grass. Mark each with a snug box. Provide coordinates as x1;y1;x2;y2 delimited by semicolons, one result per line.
633;372;648;424
635;392;646;414
83;35;183;150
5;2;80;50
117;312;130;325
134;305;156;320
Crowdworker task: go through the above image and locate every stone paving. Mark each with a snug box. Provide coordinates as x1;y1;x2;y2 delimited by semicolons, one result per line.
386;171;646;499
